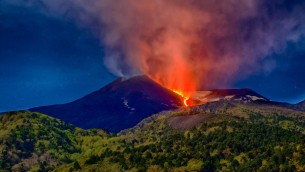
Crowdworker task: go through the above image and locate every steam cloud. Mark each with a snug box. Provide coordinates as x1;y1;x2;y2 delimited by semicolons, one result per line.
5;0;305;90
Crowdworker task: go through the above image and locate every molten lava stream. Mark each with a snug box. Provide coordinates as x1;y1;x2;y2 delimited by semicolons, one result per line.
173;90;190;107
146;75;192;107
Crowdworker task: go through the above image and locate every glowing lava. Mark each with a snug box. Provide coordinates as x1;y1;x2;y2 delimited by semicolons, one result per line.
147;74;194;107
173;90;190;107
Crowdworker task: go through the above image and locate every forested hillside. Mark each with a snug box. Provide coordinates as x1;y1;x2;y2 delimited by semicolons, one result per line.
2;101;305;171
0;111;107;171
70;101;305;171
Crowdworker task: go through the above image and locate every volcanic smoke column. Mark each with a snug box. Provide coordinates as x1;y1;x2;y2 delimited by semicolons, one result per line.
2;0;305;107
39;0;305;105
141;28;199;104
98;0;206;101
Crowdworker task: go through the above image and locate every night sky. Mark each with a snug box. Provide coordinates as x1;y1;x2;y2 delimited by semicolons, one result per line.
1;1;305;112
0;3;115;112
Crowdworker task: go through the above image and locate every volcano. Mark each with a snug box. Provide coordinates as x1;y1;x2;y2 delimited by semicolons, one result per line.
30;75;182;132
30;75;273;132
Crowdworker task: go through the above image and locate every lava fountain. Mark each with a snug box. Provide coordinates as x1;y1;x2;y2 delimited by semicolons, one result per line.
145;54;197;107
148;75;194;107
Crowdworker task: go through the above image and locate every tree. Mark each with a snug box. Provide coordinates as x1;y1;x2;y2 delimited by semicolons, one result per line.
186;159;203;171
73;161;81;170
231;159;239;169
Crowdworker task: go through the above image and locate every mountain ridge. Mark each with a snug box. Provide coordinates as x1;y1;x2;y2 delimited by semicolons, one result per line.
30;75;183;133
29;75;304;133
192;88;269;105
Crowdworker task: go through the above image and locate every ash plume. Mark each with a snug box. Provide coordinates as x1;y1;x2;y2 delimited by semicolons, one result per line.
4;0;305;91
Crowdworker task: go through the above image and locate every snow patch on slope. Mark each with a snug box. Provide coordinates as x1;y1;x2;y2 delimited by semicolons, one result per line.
191;90;268;105
122;98;135;111
246;95;266;101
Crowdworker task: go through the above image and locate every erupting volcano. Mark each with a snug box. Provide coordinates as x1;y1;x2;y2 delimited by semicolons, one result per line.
172;90;190;107
144;57;197;107
147;74;196;107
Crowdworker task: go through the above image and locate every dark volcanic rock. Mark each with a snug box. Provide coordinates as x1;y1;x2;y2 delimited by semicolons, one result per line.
30;75;182;132
291;100;305;111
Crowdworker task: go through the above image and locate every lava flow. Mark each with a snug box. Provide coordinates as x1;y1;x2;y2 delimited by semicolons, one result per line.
147;74;195;107
173;90;190;107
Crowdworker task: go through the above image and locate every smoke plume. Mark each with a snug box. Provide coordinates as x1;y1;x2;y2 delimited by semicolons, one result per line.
5;0;305;94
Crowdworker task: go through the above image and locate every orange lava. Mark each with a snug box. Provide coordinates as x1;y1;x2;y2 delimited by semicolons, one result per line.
147;74;194;107
173;90;190;107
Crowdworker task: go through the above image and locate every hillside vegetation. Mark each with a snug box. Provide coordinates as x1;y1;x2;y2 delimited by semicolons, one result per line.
1;101;305;171
0;111;107;171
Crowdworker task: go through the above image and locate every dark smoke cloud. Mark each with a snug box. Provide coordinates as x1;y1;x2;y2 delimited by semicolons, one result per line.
4;0;305;89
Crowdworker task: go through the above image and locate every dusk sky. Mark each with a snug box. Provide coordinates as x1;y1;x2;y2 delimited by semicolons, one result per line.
1;0;305;112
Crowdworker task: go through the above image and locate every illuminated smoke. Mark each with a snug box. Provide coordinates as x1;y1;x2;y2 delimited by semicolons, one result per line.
4;0;305;95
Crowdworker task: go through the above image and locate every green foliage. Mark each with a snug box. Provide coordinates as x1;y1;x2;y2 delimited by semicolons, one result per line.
73;161;81;170
83;113;305;171
0;111;106;171
186;159;204;171
2;104;305;171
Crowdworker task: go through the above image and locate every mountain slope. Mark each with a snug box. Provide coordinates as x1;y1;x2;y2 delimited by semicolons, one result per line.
293;100;305;111
59;101;305;171
30;75;182;133
193;88;269;104
0;111;107;171
3;101;305;171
